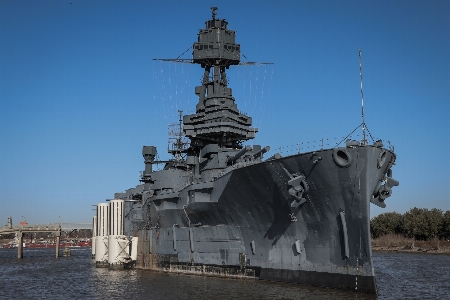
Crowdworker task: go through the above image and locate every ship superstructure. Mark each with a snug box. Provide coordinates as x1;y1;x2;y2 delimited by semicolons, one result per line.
93;7;398;294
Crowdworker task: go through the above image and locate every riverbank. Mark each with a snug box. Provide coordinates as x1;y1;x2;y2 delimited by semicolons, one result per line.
372;234;450;254
3;235;449;254
0;238;91;249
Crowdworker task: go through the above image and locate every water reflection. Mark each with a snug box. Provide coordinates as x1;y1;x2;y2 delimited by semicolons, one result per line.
374;252;450;299
1;248;449;299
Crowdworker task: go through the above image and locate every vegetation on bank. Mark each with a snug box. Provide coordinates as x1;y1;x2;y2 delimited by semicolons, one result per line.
371;207;450;253
371;234;450;254
370;207;450;240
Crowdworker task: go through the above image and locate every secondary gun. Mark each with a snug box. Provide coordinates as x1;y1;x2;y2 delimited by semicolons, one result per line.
253;146;270;159
227;145;252;164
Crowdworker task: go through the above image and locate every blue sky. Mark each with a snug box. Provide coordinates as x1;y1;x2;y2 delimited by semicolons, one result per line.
1;1;449;225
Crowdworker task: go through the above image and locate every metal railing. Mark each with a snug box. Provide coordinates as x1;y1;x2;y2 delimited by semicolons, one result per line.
266;134;394;157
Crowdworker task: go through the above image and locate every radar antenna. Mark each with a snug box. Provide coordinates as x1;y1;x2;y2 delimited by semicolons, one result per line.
211;7;218;20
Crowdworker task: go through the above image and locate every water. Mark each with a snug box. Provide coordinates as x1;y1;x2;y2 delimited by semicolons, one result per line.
0;248;448;299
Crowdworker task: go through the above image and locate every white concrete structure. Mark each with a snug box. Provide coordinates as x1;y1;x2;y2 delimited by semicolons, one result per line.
108;200;131;268
91;216;97;259
131;236;138;261
95;203;109;267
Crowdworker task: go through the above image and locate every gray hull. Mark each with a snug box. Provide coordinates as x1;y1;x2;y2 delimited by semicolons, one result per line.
132;145;393;293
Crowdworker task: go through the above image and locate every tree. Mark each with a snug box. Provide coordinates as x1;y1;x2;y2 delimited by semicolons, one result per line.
370;212;402;238
426;208;443;239
402;207;426;239
442;210;450;239
402;207;443;240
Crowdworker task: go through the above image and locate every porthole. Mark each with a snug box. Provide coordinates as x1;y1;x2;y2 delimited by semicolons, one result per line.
333;148;352;168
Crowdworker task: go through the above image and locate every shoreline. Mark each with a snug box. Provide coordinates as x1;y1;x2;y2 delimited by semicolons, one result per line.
372;247;450;255
371;234;450;255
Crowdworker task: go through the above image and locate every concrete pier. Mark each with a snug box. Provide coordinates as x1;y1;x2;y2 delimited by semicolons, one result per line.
17;233;23;259
56;235;60;258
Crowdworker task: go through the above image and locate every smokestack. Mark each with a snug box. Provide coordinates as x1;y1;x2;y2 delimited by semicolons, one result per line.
142;146;157;176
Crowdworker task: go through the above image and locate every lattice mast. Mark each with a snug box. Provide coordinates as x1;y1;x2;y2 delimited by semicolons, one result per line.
168;110;189;161
183;7;258;151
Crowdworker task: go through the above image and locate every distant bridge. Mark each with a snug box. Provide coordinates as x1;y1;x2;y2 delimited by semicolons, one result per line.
0;222;92;259
0;223;62;258
0;223;92;234
60;223;92;231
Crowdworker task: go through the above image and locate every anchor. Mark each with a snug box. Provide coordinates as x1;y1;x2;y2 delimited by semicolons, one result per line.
371;174;399;208
282;167;309;208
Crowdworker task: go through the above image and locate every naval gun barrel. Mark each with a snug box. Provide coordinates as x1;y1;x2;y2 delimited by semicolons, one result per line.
253;146;270;158
227;145;252;164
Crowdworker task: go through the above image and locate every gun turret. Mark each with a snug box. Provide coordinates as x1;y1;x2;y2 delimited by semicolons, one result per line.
227;145;252;164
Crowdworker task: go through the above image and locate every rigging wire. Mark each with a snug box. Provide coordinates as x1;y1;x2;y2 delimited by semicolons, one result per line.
254;64;259;113
169;62;173;116
176;47;193;60
359;49;366;144
158;60;167;120
335;49;375;147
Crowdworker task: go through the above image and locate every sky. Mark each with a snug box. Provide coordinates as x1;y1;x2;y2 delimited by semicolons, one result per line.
1;0;449;225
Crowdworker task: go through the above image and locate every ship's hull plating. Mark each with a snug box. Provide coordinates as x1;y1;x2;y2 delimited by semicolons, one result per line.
133;145;393;293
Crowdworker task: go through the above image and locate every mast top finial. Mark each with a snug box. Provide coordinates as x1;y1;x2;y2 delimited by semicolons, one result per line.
211;7;218;20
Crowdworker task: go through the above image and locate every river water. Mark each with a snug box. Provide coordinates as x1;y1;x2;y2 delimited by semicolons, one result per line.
0;248;448;299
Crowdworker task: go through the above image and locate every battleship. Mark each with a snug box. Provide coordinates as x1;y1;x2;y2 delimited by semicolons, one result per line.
93;7;399;293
